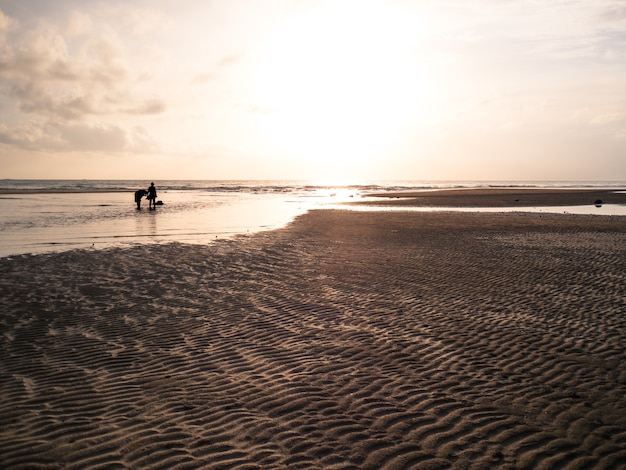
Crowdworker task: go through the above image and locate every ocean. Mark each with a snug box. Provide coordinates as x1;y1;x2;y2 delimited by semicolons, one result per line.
1;179;625;258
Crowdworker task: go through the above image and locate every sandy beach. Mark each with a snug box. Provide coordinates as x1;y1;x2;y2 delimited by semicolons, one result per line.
1;190;626;469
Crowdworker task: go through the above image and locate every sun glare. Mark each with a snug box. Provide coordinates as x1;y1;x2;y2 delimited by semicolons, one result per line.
254;1;428;179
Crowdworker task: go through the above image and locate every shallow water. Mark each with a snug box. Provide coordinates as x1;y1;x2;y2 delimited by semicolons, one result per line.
1;180;625;257
0;191;311;257
332;202;626;216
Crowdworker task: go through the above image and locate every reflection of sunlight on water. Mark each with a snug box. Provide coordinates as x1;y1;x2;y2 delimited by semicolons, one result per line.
311;188;362;203
2;188;625;258
328;203;626;216
0;191;312;256
68;193;308;250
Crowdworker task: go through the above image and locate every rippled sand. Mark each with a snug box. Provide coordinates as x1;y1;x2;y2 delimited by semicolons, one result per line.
1;194;625;469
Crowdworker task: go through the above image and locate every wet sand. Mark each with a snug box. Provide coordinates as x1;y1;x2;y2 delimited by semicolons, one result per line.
1;190;626;469
360;188;626;207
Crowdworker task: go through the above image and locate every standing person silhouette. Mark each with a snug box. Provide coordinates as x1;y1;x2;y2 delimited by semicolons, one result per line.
147;182;157;210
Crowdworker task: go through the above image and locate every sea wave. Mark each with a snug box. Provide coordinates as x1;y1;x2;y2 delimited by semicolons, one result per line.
1;179;624;194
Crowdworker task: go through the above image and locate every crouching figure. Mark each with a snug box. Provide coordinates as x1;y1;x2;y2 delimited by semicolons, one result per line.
134;189;148;209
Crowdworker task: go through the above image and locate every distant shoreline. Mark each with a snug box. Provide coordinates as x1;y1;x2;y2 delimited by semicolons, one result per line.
357;187;626;207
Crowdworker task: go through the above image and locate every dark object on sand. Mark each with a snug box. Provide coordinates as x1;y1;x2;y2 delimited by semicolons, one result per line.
134;189;148;209
155;200;164;206
594;199;603;207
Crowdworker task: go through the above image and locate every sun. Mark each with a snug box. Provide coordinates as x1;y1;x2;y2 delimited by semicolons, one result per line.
253;1;429;180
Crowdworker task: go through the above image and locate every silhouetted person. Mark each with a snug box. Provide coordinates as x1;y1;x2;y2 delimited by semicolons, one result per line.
147;182;157;210
134;189;148;210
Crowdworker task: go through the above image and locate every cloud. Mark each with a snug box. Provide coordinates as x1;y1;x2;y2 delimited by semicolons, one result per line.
56;123;129;152
0;18;161;120
590;112;625;125
13;81;94;120
7;69;166;120
218;54;244;67
0;5;167;157
124;99;167;115
600;4;626;23
190;54;246;86
96;3;171;37
0;120;50;148
0;5;169;88
65;10;92;37
0;9;12;42
0;119;156;153
429;1;626;61
191;73;216;85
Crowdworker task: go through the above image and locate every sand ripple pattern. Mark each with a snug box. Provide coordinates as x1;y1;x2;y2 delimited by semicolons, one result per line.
1;211;625;469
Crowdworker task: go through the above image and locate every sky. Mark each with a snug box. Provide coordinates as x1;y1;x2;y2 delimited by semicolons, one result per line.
0;0;625;182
